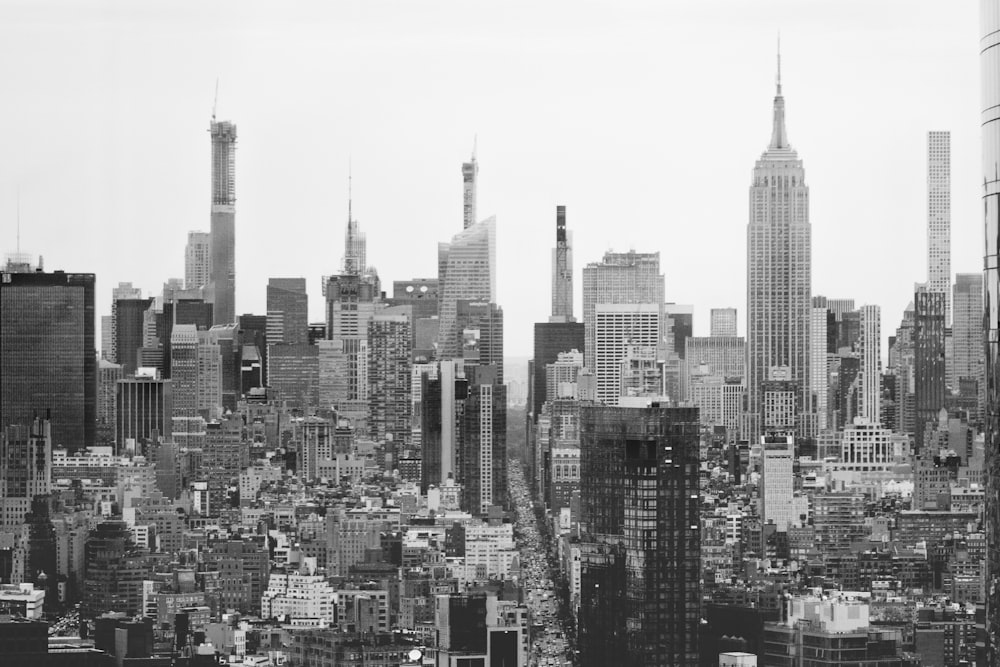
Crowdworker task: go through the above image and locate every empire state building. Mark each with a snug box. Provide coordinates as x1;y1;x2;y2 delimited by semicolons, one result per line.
746;54;813;436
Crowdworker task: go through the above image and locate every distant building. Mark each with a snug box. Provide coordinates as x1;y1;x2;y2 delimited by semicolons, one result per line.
711;308;738;337
207;118;237;325
927;131;951;323
184;230;211;290
266;277;308;346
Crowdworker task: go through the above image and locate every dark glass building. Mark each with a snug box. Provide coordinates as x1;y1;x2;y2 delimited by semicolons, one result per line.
0;270;96;450
459;364;507;516
113;297;153;376
578;404;700;667
267;277;308;345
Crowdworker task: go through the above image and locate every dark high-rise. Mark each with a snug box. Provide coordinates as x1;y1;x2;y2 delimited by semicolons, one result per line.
0;270;96;450
208;118;237;325
267;278;308;345
459;364;507;515
578;404;700;667
113;297;153;376
914;288;946;452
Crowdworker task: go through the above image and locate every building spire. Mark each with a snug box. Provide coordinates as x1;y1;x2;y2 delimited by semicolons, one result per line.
348;156;352;224
769;35;788;150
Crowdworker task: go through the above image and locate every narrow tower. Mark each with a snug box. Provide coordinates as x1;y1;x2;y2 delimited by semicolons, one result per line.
551;205;574;322
208;114;237;325
462;142;478;230
343;169;367;275
745;45;813;439
927;131;951;323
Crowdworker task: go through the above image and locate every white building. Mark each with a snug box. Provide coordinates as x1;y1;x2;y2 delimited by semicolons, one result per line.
593;303;662;405
760;434;796;531
465;521;517;579
261;564;335;623
858;305;881;424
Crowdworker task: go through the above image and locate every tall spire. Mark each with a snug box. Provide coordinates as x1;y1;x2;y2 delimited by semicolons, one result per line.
769;35;789;150
348;156;353;224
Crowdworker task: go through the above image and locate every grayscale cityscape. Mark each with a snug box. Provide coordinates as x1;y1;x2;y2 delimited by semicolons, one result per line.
0;1;998;666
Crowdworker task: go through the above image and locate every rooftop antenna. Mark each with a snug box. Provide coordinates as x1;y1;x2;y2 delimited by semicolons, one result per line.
16;186;20;253
348;156;353;222
473;134;478;161
212;79;219;120
776;32;782;95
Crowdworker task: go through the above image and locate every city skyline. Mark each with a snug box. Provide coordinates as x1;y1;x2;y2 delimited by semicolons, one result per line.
0;1;982;358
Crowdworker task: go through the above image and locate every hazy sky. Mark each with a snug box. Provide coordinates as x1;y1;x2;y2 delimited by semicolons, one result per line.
0;1;982;359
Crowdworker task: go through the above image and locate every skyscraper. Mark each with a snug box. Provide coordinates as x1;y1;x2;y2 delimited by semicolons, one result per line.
927;131;952;323
114;296;154;377
0;418;51;530
982;3;1000;650
462;149;478;230
746;53;812;438
0;270;96;451
577;404;700;666
581;251;665;374
953;273;984;393
914;288;946;451
343;186;367;275
551;206;574;322
185;231;211;290
593;304;662;405
810;306;829;430
368;314;412;465
460;364;507;516
760;433;795;531
208;118;237;325
437;217;496;359
266;278;309;346
858;304;882;424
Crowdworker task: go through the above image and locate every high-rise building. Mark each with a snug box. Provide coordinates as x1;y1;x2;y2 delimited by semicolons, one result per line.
207;118;237;325
169;325;222;420
462;149;478;230
185;231;211;290
928;131;952;323
858;305;882;424
343;190;367;275
551;205;574;322
664;303;694;359
982;3;1000;651
810;306;829;431
0;270;96;451
113;296;153;377
0;418;51;530
116;370;173;449
581;251;665;374
438;217;496;359
746;55;812;439
268;343;319;412
914;288;946;452
266;278;308;346
710;308;737;337
531;322;585;421
367;314;412;465
460;365;507;515
97;359;124;446
593;304;662;406
83;520;150;619
683;335;745;400
421;360;466;493
760;433;795;531
577;404;700;666
456;300;504;382
953;273;984;393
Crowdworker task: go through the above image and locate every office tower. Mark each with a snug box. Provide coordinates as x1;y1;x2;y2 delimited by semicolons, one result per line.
169;325;221;420
581;250;665;373
324;271;381;425
928;131;952;323
0;270;96;451
206;323;238;412
760;434;794;531
421;361;466;493
578;404;700;666
811;307;829;430
266;278;308;346
593;304;661;405
462;149;478;230
953;273;984;393
97;359;124;446
683;336;745;402
238;313;268;389
83;520;150;618
268;343;319;411
460;365;507;515
710;308;737;337
551;206;574;322
914;289;946;451
438;216;496;359
531;323;585;421
298;416;333;481
113;296;153;377
387;279;439;357
984;3;1000;652
746;55;812;438
0;418;51;530
185;231;211;290
116;370;173;449
456;300;504;381
368;314;412;464
343;190;367;275
858;305;882;424
101;315;113;360
207;118;237;325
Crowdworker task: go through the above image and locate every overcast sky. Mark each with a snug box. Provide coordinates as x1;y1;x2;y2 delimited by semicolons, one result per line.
0;1;982;361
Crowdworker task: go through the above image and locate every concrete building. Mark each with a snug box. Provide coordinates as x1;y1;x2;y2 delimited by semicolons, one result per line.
593;303;662;406
710;308;738;337
266;277;308;346
858;304;881;425
185;231;211;290
952;273;983;394
367;314;412;464
760;434;795;531
551;205;574;322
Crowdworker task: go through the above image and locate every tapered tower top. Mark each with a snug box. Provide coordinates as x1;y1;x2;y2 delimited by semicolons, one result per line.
769;38;789;151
